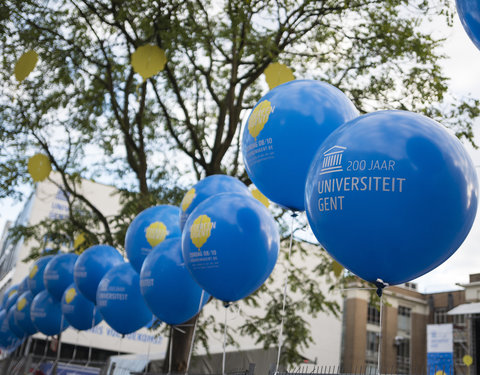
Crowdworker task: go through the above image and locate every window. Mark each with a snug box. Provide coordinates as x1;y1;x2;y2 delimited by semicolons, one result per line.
453;314;466;326
398;306;411;333
366;331;379;360
396;338;410;374
368;303;381;325
434;308;448;324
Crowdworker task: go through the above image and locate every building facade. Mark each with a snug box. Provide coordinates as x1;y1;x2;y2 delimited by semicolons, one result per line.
341;277;480;375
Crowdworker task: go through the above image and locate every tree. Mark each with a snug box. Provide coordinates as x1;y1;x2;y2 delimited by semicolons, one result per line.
1;0;479;370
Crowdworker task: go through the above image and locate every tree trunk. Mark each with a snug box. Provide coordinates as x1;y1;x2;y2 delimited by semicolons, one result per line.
161;314;199;373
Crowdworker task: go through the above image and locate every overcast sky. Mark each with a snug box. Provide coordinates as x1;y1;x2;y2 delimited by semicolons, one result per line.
1;3;480;293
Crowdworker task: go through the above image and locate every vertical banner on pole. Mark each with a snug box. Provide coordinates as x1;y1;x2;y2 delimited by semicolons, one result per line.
427;324;454;375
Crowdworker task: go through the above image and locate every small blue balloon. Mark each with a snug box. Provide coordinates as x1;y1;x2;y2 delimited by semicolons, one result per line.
1;284;18;308
125;205;182;273
4;291;18;312
0;309;18;349
44;253;78;301
13;291;37;336
305;110;479;285
179;175;251;230
456;0;480;51
140;237;210;325
182;192;280;302
30;290;69;336
17;277;29;296
242;80;358;211
27;255;54;296
97;263;152;335
61;283;102;331
8;306;25;339
74;244;124;303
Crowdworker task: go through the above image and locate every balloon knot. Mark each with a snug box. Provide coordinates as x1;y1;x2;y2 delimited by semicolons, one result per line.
290;212;298;218
223;302;231;308
375;278;389;297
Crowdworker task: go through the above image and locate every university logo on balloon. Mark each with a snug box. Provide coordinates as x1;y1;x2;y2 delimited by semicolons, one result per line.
17;297;26;311
190;215;214;250
248;100;273;140
65;288;76;304
145;222;167;247
29;265;38;279
181;188;196;212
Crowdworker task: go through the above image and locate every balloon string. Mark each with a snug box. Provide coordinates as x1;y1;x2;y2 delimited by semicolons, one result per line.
222;304;229;375
274;211;297;374
168;325;173;375
377;293;384;375
86;306;96;367
186;289;206;375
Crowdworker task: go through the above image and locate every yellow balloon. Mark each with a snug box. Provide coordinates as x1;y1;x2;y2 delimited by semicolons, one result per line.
263;62;295;90
14;50;38;82
251;188;270;208
131;45;167;80
464;355;473;367
28;153;51;182
74;233;86;253
332;260;344;278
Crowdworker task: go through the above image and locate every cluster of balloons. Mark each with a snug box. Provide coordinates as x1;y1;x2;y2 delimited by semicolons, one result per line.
0;173;281;351
242;79;478;286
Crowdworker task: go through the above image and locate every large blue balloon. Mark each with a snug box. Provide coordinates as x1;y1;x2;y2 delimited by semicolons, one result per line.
28;255;54;295
30;290;69;336
96;263;152;335
61;283;102;331
8;306;25;339
305;110;478;285
13;291;38;335
125;205;182;273
242;80;358;211
74;244;124;303
44;253;78;301
0;309;18;349
456;0;480;51
182;192;280;302
140;238;210;325
179;175;251;230
1;284;18;308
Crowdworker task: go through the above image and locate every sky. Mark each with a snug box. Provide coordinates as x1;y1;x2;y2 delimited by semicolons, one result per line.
1;4;480;293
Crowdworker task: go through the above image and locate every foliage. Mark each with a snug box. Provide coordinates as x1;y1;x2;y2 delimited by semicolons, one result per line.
1;0;479;368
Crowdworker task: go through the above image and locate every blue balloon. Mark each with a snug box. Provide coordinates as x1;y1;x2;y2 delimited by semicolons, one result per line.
4;291;18;312
13;291;37;335
1;284;18;308
0;309;18;349
456;0;480;51
44;253;78;301
97;263;152;335
305;110;479;285
17;277;29;295
182;192;280;302
140;237;210;325
179;175;250;230
28;255;54;295
242;80;358;211
30;290;69;336
74;244;124;303
8;306;25;339
125;205;182;273
61;283;102;331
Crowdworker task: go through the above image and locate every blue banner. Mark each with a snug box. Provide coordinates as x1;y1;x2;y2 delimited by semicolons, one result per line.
427;352;454;375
